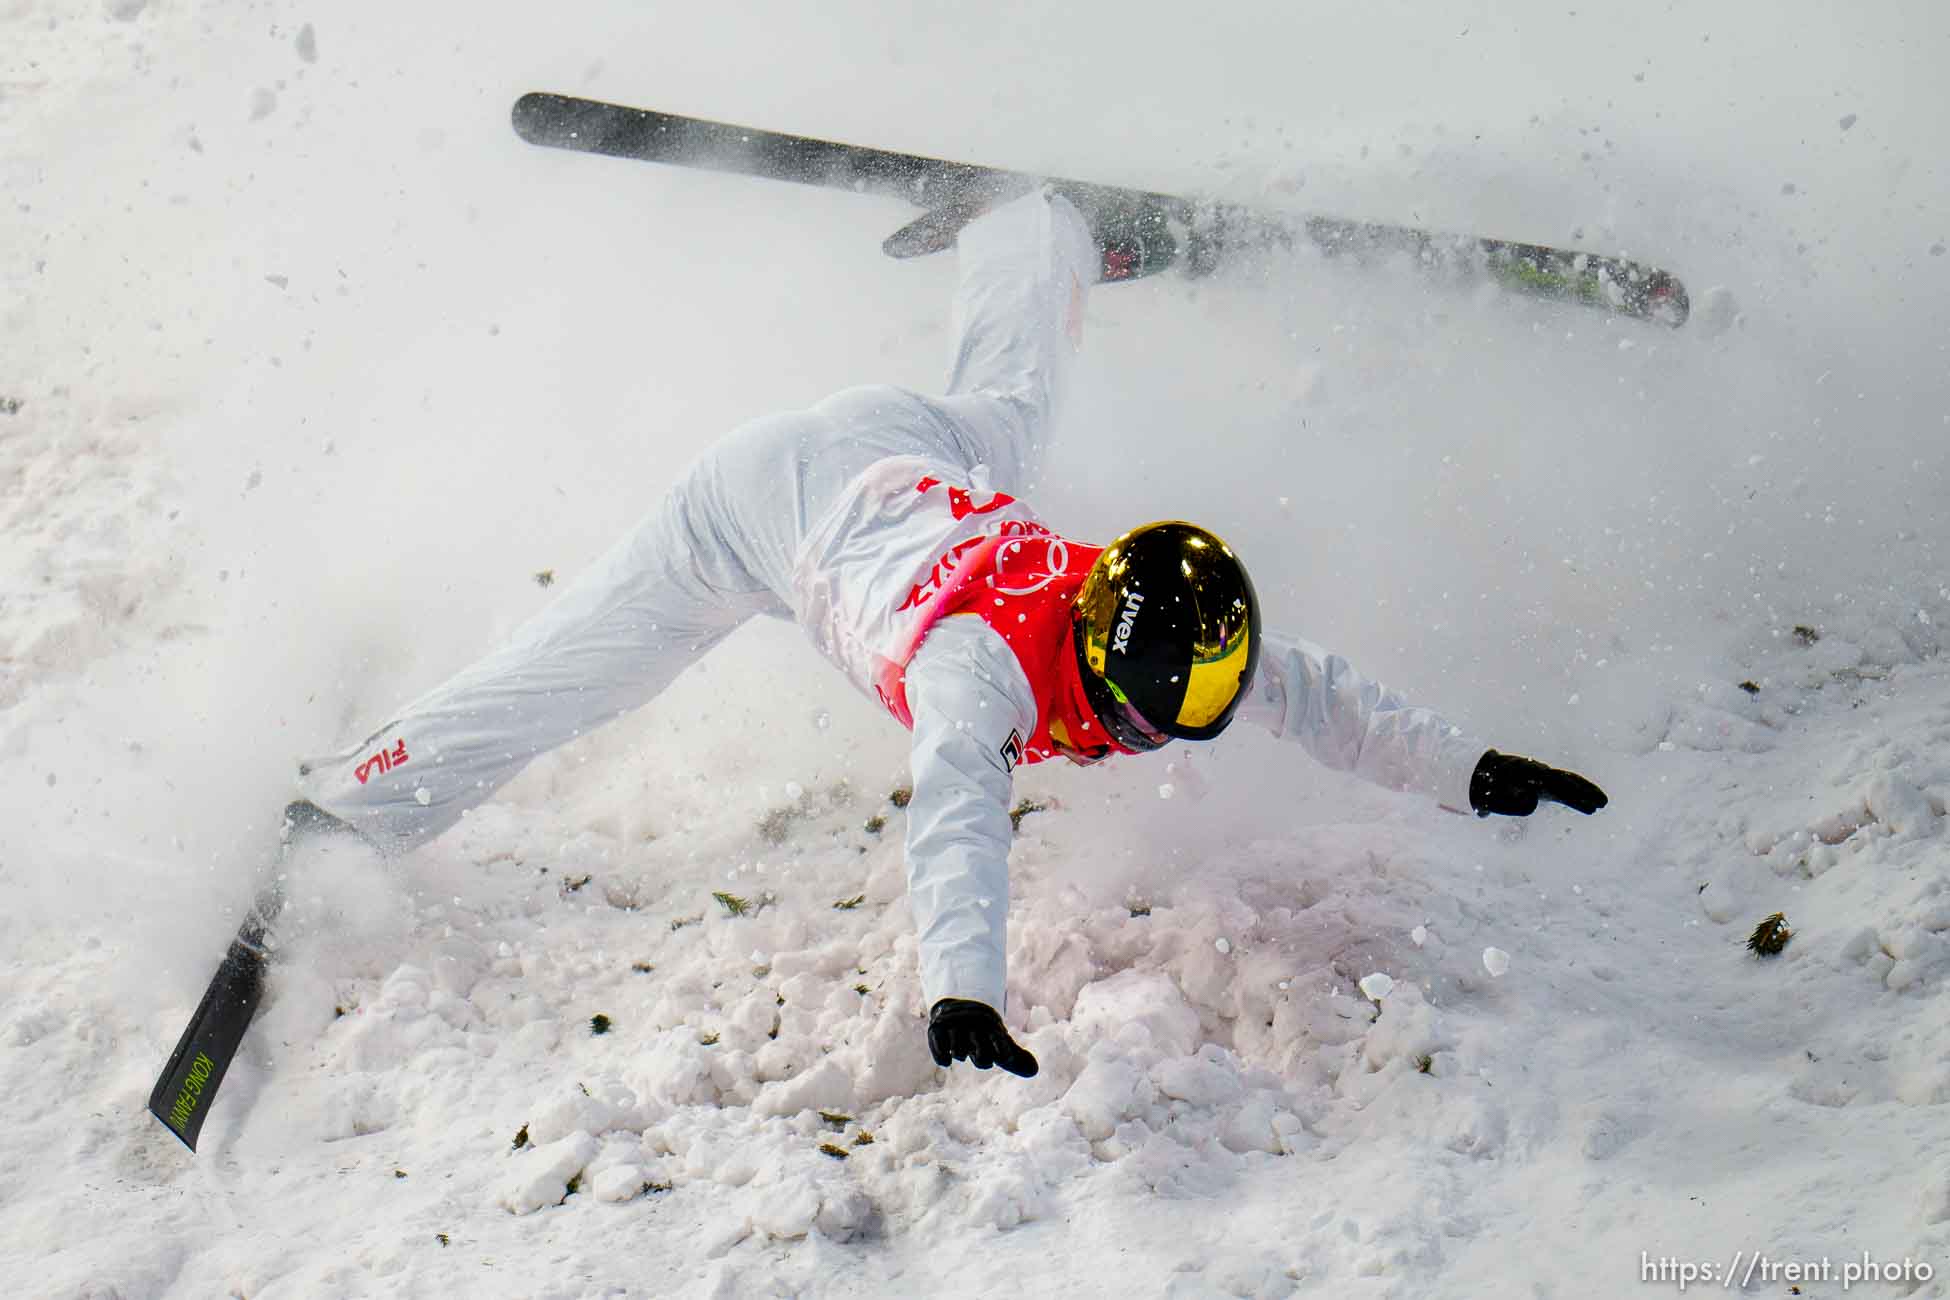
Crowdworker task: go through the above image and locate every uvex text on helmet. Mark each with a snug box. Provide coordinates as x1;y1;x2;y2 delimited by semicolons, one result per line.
1071;521;1261;750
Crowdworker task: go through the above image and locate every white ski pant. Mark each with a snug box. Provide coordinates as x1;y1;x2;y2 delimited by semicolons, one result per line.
297;191;1092;848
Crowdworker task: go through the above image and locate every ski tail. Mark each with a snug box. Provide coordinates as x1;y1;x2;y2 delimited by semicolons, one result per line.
512;91;1002;209
148;888;281;1151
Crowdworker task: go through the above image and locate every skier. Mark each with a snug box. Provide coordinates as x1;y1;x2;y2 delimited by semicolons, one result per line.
288;190;1606;1079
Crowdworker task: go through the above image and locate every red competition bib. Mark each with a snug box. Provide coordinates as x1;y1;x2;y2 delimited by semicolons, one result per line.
873;479;1123;767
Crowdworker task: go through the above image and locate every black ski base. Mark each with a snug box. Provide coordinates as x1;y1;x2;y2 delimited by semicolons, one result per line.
511;91;1687;327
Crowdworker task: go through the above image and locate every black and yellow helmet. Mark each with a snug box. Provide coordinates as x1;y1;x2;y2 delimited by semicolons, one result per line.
1071;521;1261;752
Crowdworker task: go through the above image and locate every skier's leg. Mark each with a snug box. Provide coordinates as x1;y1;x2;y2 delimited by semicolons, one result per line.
295;475;782;850
934;190;1100;492
676;193;1099;585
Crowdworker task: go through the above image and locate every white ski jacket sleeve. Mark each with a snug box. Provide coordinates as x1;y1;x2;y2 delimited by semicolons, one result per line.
901;616;1037;1013
900;620;1487;1014
1233;630;1486;814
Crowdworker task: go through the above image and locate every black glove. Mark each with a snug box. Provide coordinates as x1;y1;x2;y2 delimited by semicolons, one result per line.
1469;750;1608;818
927;999;1039;1077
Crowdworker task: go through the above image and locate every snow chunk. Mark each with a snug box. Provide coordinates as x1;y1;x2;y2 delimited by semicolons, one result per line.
497;1131;599;1215
753;1056;852;1120
740;1154;872;1241
1220;1093;1304;1155
1358;972;1395;1001
592;1165;647;1203
751;1173;822;1239
1069;970;1200;1057
1063;1058;1150;1141
1865;772;1937;841
1482;947;1511;978
526;1078;642;1145
1150;1047;1245;1106
1411;925;1428;947
1697;876;1749;925
639;1032;722;1107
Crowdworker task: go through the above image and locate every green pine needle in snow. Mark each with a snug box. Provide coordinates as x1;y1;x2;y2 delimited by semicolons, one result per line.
1748;912;1794;957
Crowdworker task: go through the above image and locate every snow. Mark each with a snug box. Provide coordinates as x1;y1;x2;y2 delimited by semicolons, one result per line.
4;1;1950;1297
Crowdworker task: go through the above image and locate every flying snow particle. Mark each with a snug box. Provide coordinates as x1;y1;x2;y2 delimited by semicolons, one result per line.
295;23;318;63
1482;947;1511;977
1157;783;1176;800
414;787;431;806
1358;972;1395;1001
784;781;804;801
1214;937;1232;955
1411;925;1428;947
1838;113;1857;131
249;88;278;121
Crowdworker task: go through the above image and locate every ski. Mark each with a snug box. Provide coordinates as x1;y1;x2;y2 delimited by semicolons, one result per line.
511;91;1689;327
148;884;283;1151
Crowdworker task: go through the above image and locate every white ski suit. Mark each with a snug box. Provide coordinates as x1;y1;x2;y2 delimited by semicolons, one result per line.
299;191;1486;1015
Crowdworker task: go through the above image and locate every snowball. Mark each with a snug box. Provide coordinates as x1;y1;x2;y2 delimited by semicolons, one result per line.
1214;937;1232;955
1482;947;1511;977
1410;925;1428;947
1358;972;1395;1001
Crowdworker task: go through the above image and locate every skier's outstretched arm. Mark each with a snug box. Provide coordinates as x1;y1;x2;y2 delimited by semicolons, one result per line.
901;618;1040;1076
1233;631;1607;818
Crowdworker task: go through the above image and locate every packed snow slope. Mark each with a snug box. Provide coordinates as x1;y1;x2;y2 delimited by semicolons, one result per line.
5;1;1950;1296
